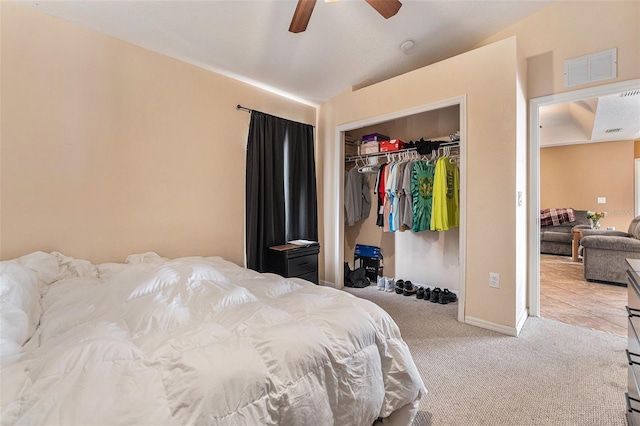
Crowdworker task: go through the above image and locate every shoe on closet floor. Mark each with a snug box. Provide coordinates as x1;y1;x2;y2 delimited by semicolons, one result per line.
430;287;441;303
439;289;458;304
385;278;396;293
416;287;425;299
377;276;386;291
423;287;431;301
395;280;405;295
403;281;416;297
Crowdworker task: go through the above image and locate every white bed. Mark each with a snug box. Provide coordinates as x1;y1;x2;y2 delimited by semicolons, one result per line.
0;251;425;425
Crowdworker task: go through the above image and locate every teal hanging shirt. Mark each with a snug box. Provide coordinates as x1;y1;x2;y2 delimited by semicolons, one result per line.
411;161;435;232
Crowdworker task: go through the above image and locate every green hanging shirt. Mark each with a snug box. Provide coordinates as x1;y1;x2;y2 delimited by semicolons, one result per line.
411;160;435;232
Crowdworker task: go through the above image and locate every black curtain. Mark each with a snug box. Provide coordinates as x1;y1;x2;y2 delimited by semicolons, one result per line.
246;111;317;272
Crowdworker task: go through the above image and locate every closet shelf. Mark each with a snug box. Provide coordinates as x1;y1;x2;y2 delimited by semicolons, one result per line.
346;147;415;162
345;141;459;163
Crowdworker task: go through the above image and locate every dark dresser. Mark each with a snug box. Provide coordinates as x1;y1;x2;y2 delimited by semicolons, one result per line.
626;258;640;424
267;244;320;284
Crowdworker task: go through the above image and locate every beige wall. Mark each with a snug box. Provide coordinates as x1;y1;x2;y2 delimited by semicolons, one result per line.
0;3;316;265
319;38;528;332
478;1;640;99
477;1;638;320
541;141;635;231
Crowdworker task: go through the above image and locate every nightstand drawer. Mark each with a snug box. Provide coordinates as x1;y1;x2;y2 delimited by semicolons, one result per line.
289;254;318;277
267;244;320;285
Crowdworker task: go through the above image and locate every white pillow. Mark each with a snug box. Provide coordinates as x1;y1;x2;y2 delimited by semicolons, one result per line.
125;252;167;265
0;306;30;356
0;261;43;356
96;262;129;280
51;251;97;279
16;251;60;289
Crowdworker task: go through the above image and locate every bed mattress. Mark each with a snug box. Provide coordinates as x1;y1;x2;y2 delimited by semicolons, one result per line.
0;251;425;425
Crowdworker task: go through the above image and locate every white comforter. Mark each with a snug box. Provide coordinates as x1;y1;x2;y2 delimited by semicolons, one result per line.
0;252;425;425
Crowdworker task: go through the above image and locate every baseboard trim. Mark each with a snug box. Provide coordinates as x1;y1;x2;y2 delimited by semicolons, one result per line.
320;279;339;288
465;316;518;336
515;308;529;336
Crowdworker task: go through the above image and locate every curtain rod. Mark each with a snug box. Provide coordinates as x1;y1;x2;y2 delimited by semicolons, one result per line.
236;104;315;128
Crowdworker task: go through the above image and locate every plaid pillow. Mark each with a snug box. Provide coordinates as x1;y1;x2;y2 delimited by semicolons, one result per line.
540;208;576;227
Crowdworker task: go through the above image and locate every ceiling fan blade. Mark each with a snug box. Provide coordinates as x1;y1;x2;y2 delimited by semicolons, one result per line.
365;0;402;19
289;0;317;33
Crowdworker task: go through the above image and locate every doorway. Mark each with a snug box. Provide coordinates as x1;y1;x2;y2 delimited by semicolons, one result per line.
528;78;640;317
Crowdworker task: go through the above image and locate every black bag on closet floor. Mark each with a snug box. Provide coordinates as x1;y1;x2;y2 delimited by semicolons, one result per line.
344;262;370;288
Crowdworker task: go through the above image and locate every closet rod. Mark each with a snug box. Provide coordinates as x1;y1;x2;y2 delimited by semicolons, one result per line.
236;104;315;128
345;141;459;162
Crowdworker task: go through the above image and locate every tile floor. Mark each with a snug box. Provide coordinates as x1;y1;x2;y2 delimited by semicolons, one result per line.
540;254;627;336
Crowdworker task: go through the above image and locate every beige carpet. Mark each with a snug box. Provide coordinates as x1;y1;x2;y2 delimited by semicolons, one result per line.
344;285;627;426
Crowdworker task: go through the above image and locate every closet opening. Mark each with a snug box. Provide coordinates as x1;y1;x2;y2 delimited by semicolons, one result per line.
334;96;467;322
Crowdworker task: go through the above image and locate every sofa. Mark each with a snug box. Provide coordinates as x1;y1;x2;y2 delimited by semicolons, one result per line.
540;209;591;256
581;216;640;285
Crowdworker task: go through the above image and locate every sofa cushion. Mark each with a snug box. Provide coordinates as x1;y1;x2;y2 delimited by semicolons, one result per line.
541;231;572;244
542;225;572;235
580;229;630;238
628;217;640;239
581;235;640;252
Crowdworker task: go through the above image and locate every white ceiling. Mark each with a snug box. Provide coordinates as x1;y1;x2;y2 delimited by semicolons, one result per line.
17;0;554;106
540;90;640;147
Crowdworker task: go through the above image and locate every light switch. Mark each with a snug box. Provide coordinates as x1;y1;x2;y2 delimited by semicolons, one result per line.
597;197;606;204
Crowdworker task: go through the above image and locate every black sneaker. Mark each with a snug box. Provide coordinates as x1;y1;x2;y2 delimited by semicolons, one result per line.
430;287;441;303
395;279;405;295
403;281;416;297
424;287;431;301
439;289;458;304
416;287;425;299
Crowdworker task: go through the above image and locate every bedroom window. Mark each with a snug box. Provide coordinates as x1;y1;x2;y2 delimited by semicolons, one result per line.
245;111;317;273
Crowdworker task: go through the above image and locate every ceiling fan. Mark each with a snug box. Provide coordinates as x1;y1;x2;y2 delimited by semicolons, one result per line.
289;0;402;33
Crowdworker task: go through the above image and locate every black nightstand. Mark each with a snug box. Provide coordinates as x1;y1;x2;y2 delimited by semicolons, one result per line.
267;244;320;284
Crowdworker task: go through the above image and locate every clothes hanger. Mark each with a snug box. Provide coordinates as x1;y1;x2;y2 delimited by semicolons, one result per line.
426;149;437;165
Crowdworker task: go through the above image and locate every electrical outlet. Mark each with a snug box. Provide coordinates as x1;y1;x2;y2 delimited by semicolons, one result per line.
489;272;500;288
597;197;606;204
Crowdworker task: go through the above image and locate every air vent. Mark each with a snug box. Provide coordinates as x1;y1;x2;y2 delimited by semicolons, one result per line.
564;48;617;88
621;90;640;97
605;128;623;133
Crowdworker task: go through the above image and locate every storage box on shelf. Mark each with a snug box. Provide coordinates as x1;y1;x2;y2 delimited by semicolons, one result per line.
359;142;379;155
358;133;388;156
362;133;389;143
380;139;405;152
